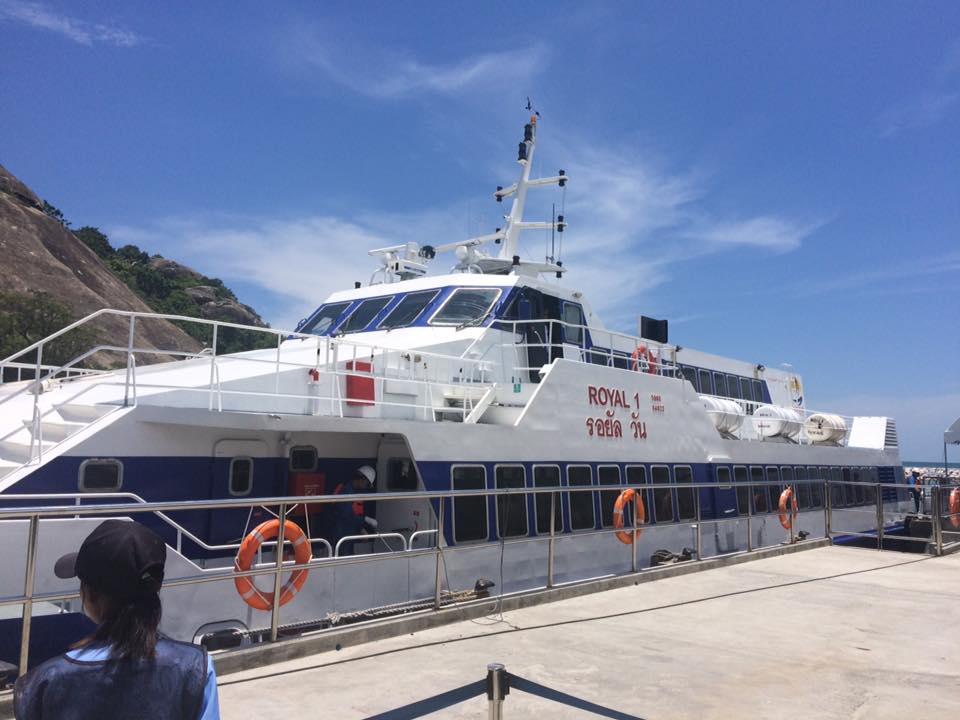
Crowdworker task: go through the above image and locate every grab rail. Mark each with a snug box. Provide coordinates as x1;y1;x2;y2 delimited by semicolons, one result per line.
5;477;940;674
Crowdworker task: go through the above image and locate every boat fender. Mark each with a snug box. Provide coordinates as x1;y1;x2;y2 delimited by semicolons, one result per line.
950;488;960;529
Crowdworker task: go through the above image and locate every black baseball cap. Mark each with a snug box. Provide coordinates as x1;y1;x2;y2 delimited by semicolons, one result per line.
54;519;166;600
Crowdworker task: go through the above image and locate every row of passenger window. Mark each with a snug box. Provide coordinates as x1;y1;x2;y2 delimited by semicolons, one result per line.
450;463;889;544
300;287;503;336
677;365;770;406
450;464;699;544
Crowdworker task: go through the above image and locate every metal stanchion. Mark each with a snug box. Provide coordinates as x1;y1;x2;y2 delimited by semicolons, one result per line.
824;479;831;541
747;483;753;552
547;492;556;588
269;503;287;642
434;499;445;610
789;485;795;545
18;515;39;674
694;488;702;559
876;482;884;551
487;663;508;720
932;486;944;556
631;491;639;573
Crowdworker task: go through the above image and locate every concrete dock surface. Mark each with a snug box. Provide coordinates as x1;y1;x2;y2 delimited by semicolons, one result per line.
218;546;960;719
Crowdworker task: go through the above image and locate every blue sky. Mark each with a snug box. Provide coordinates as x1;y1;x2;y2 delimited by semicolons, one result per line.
1;1;958;460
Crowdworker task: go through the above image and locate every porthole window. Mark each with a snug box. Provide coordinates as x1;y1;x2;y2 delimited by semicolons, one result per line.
79;459;123;492
289;446;318;473
229;457;254;496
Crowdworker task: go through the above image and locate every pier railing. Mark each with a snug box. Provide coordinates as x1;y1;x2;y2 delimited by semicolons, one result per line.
2;478;954;677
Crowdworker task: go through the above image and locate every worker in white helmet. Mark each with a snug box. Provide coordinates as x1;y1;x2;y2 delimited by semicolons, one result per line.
329;465;378;555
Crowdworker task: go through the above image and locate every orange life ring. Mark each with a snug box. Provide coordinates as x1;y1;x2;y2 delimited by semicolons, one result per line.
778;487;798;530
631;345;657;374
612;488;646;544
950;488;960;529
234;519;312;611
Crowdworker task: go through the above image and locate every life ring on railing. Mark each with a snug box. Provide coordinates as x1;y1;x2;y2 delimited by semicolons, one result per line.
631;345;657;374
234;519;311;611
612;488;646;544
778;487;798;530
949;488;960;529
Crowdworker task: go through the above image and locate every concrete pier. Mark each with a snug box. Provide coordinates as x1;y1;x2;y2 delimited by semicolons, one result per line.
218;547;960;719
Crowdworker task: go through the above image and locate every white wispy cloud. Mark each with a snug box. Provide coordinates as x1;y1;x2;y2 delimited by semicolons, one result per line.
278;25;546;99
0;0;141;47
875;37;960;138
111;137;820;333
792;250;960;295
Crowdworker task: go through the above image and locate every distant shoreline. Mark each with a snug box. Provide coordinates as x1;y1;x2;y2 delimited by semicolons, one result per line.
902;461;960;469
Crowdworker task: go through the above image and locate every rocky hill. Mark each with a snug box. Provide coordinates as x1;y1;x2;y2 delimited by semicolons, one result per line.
0;163;269;371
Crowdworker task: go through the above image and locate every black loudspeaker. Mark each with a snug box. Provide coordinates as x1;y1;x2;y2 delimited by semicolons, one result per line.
640;316;668;344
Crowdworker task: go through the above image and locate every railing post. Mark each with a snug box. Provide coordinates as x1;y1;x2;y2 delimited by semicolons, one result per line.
30;344;43;463
876;482;884;551
269;503;288;643
824;479;831;541
433;498;445;610
932;486;943;556
123;315;136;407
487;663;507;720
823;479;833;545
547;490;556;588
789;485;795;545
746;481;754;552
207;324;218;411
19;514;39;675
631;490;639;573
694;487;702;559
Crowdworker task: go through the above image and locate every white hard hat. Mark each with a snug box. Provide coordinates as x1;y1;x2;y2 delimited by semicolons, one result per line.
356;465;376;486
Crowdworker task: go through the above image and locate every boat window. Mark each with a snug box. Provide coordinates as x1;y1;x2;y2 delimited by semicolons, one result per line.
598;465;621;528
289;446;317;472
852;468;865;505
680;366;698;391
229;457;253;497
430;288;502;326
717;466;732;489
752;380;765;404
740;378;754;407
809;467;825;508
841;467;854;506
698;369;713;395
675;465;696;520
713;373;727;398
651;465;673;523
567;465;595;531
780;467;795;511
751;466;768;513
625;466;651;525
339;296;394;334
533;465;562;535
387;458;418;491
452;466;488;543
766;467;781;513
830;467;844;507
79;459;123;492
562;303;585;345
733;466;750;515
795;467;811;509
301;302;350;335
378;290;440;330
495;465;528;538
726;375;741;400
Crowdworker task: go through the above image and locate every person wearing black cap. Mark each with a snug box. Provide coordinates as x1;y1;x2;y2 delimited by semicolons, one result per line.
14;519;220;719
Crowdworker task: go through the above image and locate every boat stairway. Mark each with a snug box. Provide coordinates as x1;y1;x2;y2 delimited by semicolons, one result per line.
0;403;116;481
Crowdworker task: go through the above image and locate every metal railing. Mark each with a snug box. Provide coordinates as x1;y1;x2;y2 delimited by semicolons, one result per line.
1;476;919;675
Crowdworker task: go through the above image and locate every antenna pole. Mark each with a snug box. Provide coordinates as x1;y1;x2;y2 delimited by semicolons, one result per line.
498;120;537;260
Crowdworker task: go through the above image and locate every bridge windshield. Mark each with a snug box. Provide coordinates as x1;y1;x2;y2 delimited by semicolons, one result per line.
301;302;350;335
430;288;501;326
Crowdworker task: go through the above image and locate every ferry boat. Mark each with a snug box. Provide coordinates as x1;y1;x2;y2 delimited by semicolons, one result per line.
0;115;905;667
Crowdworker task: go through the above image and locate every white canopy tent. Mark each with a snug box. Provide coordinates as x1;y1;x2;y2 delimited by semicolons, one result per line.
946;417;960;446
